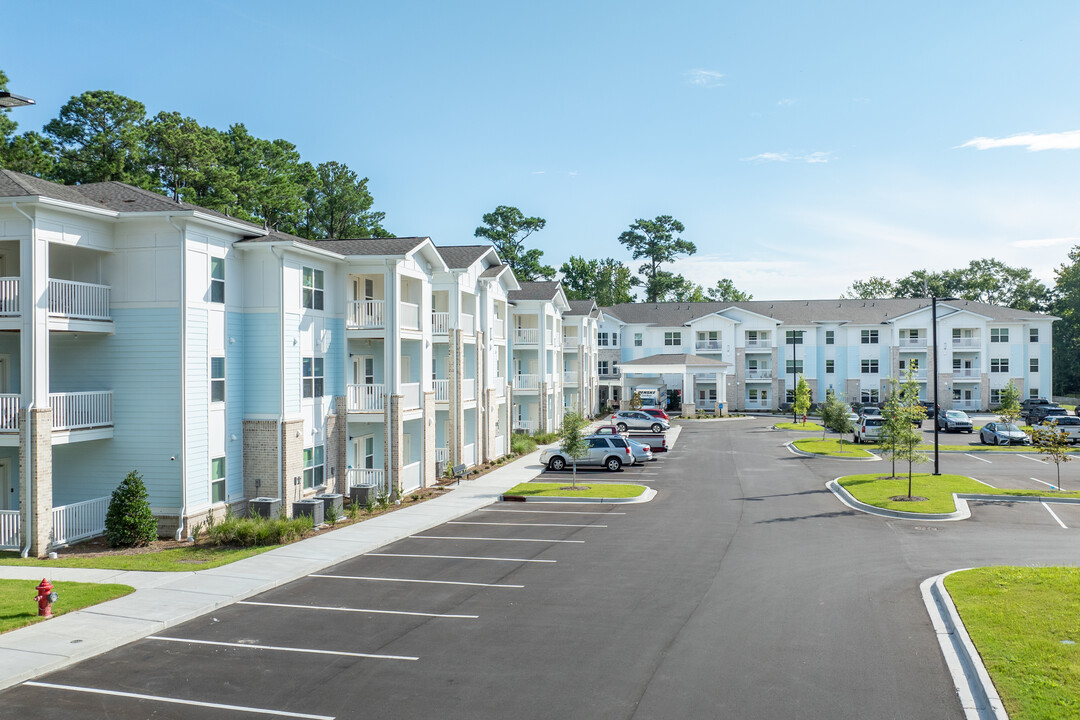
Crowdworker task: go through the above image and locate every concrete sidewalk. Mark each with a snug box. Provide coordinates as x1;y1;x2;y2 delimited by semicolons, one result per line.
0;448;551;692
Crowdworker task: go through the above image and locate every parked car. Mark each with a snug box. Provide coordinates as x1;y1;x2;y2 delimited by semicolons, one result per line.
936;409;974;433
1020;397;1051;413
540;435;631;471
1034;415;1080;444
854;416;884;443
919;401;936;419
1025;404;1068;426
859;406;882;418
883;407;923;428
979;422;1031;446
625;437;654;463
611;410;669;434
642;408;670;422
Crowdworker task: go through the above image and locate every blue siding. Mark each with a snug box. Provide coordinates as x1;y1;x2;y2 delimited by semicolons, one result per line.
243;312;280;415
284;314;301;416
185;307;209;508
325;318;345;397
49;307;182;508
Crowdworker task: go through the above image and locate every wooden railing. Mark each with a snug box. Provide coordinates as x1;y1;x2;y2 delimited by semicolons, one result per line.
0;394;19;432
515;374;539;390
0;277;18;316
514;328;539;344
401;461;422;492
462;378;476;401
433;378;449;402
460;314;475;335
401;382;421;409
347;468;388;496
0;510;19;550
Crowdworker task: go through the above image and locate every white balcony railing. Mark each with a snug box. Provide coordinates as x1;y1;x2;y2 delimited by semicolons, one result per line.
399;301;420;330
745;369;772;380
347;468;388;496
347;300;385;329
953;368;980;379
50;391;112;431
0;393;19;432
515;374;540;390
463;378;476;401
952;337;981;348
744;400;772;409
0;509;19;549
905;370;928;381
347;383;385;412
563;337;578;350
495;377;506;396
51;496;109;548
0;277;18;316
49;279;110;321
463;443;476;467
432;311;450;335
461;314;475;335
515;419;536;433
435;447;449;463
401;461;422;493
745;338;771;349
401;382;421;409
492;322;505;339
953;400;980;410
696;340;722;351
515;328;539;344
434;378;449;402
564;371;578;385
899;336;928;347
494;435;506;457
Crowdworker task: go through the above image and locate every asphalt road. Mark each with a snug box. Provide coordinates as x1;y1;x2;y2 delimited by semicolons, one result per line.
2;418;1077;719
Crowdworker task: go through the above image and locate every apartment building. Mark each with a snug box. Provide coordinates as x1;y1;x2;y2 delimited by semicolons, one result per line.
598;299;1055;413
0;170;571;557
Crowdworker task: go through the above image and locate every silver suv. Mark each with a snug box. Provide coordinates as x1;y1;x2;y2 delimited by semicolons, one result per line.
540;436;632;471
612;411;669;434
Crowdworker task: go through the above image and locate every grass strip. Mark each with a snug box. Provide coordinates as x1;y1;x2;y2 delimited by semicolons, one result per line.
776;421;826;432
0;579;134;634
838;473;1080;513
0;545;277;572
792;438;874;458
946;567;1080;720
505;482;645;498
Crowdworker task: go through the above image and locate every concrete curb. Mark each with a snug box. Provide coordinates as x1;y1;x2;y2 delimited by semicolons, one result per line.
826;479;971;521
500;486;656;504
786;441;881;462
921;571;1009;720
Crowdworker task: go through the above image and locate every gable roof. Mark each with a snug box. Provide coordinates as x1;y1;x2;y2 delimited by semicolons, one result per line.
436;244;494;269
509;280;562;302
565;299;599;317
238;232;430;257
620;353;731;368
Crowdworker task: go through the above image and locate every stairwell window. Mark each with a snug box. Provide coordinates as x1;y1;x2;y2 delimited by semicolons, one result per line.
990;358;1009;373
210;357;225;403
825;359;834;374
302;267;324;310
303;445;325;489
209;257;225;304
825;330;834;345
861;359;879;374
634;333;642;347
211;457;226;504
303;357;324;398
664;332;681;346
1030;328;1039;342
861;330;878;344
1030;358;1039;372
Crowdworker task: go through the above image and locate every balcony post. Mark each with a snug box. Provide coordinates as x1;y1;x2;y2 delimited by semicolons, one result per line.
18;406;52;558
449;329;464;465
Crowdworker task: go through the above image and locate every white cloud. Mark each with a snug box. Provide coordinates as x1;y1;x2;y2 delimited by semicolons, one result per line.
744;151;834;164
568;171;578;176
777;98;796;106
959;130;1080;151
686;69;725;88
530;170;545;175
1012;236;1080;249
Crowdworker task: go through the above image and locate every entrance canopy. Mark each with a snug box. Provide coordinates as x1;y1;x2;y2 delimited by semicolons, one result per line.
619;353;731;414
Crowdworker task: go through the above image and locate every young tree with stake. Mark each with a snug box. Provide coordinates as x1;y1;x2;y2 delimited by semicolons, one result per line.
1030;419;1072;491
794;375;812;427
559;411;589;489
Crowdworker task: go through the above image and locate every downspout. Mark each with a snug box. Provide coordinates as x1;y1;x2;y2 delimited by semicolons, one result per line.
271;246;285;505
12;202;35;558
385;260;395;497
166;216;187;540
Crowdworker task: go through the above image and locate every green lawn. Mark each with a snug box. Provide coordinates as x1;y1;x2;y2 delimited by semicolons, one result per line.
0;544;277;572
504;482;646;498
946;567;1080;720
792;438;874;458
776;421;826;432
838;473;1080;513
0;579;134;634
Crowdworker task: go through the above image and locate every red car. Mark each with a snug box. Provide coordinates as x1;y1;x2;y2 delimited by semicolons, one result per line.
642;408;669;422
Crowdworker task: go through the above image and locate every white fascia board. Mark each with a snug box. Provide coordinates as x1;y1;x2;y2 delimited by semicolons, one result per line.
235;240;345;261
553;285;571;312
4;195;120;219
412;238;450;272
714;306;782;324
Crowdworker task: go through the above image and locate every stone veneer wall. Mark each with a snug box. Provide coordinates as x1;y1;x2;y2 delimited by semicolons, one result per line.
19;407;52;558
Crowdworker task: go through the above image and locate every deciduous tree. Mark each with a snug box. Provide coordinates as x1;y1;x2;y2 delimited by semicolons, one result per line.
997;380;1022;425
1030;420;1072;490
559;411;589;488
794;375;812;426
474;205;554;281
1053;246;1080;395
617;215;695;302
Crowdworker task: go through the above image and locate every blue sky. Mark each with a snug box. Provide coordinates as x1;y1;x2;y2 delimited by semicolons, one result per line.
4;0;1080;299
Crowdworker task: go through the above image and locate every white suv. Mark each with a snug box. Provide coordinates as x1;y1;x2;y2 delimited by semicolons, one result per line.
854;416;884;443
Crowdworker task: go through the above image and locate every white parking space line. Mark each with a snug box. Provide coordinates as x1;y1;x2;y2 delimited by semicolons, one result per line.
964;453;992;464
410;535;585;544
238;601;478;619
480;508;626;515
969;476;997;488
450;521;606;528
146;636;419;661
309;574;523;589
369;552;556;563
1030;477;1060;490
1042;503;1069;529
22;682;336;720
1019;454;1048;464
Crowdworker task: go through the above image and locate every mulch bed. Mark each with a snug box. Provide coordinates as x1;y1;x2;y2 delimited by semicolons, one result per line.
889;495;930;502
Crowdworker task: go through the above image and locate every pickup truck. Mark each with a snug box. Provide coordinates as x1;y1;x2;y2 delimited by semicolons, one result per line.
592;425;669;452
1035;415;1080;444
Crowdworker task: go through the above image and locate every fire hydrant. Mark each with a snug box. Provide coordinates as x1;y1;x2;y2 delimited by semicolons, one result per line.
35;578;57;619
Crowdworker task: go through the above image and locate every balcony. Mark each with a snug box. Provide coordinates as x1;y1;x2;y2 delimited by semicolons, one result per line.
432;311;450;335
899;336;927;348
514;419;536;433
563;337;579;350
696;340;722;351
50;391;113;431
952;337;981;349
347;383;385;412
745;369;772;380
433;378;449;402
515;373;540;390
514;328;539;345
401;461;422;491
461;313;475;335
492;322;505;340
0;394;18;433
399;301;420;330
564;371;578;385
745;338;771;350
401;382;421;409
0;278;113;323
347;300;385;330
347;468;388;496
495;377;506;396
0;279;17;317
952;368;980;379
463;378;476;401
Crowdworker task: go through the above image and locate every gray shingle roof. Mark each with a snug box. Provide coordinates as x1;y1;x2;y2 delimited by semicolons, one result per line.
509;281;561;302
565;299;598;317
239;232;429;256
600;298;1051;326
0;169;92;206
436;245;492;269
621;353;730;367
480;265;507;279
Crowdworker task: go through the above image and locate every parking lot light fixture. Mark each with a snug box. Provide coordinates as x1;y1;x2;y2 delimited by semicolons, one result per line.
0;91;35;108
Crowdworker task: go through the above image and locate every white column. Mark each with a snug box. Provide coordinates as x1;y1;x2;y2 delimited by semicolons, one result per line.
20;209;49;404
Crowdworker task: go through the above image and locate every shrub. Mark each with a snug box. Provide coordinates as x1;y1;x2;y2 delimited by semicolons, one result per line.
105;470;158;547
511;433;537;455
205;514;313;547
532;431;560;445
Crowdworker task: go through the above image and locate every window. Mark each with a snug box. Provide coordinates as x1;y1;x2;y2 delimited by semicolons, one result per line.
612;333;618;346
1030;358;1039;373
664;332;681;346
825;330;834;345
861;359;879;374
861;329;879;344
785;360;804;374
634;333;642;347
990;328;1008;343
303;446;325;489
302;267;324;310
990;389;1001;404
209;257;225;304
990;358;1009;373
303;357;324;398
825;359;834;374
1030;328;1039;343
748;388;760;401
698;331;719;348
598;332;609;346
786;389;795;403
861;389;879;403
211;456;226;504
210;357;225;403
785;330;803;345
598;360;609;375
1030;388;1039;399
611;360;619;376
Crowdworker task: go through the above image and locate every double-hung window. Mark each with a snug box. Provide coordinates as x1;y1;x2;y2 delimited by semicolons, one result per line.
210;357;225;403
825;359;834;374
209;257;225;304
598;360;609;375
1030;358;1039;372
303;357;324;398
611;360;619;376
664;332;681;346
990;328;1008;343
302;267;324;310
825;330;834;345
861;329;878;344
1030;328;1039;342
598;332;609;346
861;359;879;374
785;330;803;345
210;456;226;503
990;358;1009;373
303;446;325;489
785;359;803;374
634;333;643;347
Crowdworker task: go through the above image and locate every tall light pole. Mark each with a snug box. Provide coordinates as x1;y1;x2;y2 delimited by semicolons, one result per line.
790;331;798;422
932;296;941;475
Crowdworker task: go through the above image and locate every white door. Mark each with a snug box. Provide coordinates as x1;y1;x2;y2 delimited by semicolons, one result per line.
364;278;374;301
401;355;411;384
353;436;375;469
353;356;374;385
0;459;12;510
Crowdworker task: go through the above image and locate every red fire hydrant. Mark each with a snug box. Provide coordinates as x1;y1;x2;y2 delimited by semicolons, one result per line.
35;578;57;619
